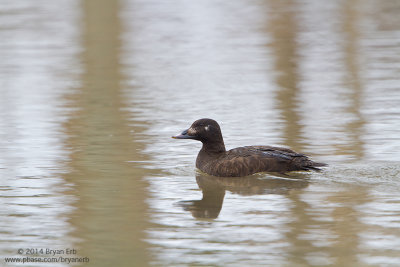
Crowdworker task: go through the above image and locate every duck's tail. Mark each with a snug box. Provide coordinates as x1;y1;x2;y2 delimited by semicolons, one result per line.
301;160;328;172
290;155;327;172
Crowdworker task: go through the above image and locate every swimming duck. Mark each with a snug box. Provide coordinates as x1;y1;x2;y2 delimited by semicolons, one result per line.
172;118;327;177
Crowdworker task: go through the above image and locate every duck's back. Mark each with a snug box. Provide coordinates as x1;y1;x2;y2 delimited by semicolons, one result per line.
197;145;326;177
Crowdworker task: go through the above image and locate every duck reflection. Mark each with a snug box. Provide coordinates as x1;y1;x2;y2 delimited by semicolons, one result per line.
179;172;309;219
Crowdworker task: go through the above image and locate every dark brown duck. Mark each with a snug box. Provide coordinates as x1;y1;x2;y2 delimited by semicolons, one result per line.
172;118;327;177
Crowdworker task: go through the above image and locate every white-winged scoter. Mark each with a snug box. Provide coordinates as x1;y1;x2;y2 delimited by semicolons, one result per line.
172;118;327;177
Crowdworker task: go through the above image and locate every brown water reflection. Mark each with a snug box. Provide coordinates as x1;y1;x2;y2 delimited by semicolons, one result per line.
341;0;366;160
62;0;149;266
268;0;304;152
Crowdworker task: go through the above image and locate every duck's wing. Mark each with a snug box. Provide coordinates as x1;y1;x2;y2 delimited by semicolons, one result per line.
218;146;326;176
226;146;303;161
244;145;305;157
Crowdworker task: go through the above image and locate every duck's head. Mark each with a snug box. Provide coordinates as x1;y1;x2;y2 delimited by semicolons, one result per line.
172;118;223;144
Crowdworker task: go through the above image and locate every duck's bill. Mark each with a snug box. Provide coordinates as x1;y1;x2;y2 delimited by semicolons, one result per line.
172;129;194;139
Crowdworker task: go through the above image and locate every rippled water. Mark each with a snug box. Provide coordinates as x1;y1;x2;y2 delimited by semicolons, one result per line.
1;0;400;266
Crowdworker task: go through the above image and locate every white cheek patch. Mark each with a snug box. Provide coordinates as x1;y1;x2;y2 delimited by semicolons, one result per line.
205;125;210;131
188;127;196;135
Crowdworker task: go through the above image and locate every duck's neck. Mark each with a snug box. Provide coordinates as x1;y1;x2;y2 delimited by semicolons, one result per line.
201;139;226;154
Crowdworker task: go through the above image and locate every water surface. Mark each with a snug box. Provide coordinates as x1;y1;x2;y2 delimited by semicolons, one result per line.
1;0;400;266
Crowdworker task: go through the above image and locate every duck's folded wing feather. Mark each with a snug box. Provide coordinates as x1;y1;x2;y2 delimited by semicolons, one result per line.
213;146;326;176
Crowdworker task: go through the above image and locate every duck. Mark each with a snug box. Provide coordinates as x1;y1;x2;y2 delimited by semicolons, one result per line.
172;118;327;177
